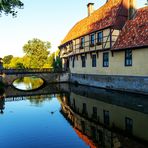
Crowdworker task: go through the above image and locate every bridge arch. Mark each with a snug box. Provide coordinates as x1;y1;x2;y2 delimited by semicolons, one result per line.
11;75;46;85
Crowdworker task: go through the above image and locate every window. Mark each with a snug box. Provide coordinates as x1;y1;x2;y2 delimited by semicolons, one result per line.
72;57;75;68
97;31;103;45
103;110;110;126
92;54;96;67
103;52;109;67
125;117;133;133
90;34;95;46
82;103;87;115
81;120;85;133
80;37;85;49
92;106;97;119
125;49;132;66
69;43;73;51
81;55;86;67
73;99;76;109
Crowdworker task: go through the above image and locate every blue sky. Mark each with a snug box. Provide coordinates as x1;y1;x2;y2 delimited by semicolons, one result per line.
0;0;146;57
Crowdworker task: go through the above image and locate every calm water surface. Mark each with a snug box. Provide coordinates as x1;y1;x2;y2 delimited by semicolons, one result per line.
0;95;88;148
0;81;148;148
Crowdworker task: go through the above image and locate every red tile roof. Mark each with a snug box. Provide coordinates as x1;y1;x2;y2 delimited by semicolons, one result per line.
113;6;148;50
61;0;129;45
74;128;98;148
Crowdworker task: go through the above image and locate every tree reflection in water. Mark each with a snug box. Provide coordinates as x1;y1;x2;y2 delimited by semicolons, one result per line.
27;95;53;106
13;76;44;91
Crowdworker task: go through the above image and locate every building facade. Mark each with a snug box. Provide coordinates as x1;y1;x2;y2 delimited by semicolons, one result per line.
59;0;148;94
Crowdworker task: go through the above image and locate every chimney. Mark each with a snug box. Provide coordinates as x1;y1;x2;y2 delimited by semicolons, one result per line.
123;0;136;20
128;0;136;19
87;3;94;16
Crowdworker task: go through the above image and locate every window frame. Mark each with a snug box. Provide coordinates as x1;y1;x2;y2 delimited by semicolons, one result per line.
125;117;133;133
72;56;75;68
90;33;95;47
103;52;109;67
103;110;110;126
125;49;132;66
92;54;97;67
92;106;97;118
81;55;86;68
80;37;85;49
97;31;103;45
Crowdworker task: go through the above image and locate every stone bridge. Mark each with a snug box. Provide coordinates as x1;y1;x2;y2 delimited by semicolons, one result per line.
1;69;69;85
4;83;70;98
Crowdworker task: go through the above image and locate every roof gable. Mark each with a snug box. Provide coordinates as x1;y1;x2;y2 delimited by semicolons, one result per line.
61;0;128;45
113;7;148;50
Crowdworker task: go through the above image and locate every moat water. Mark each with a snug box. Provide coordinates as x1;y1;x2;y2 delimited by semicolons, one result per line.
0;78;148;148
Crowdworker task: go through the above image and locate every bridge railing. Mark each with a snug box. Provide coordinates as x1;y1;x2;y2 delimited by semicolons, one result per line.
0;68;66;74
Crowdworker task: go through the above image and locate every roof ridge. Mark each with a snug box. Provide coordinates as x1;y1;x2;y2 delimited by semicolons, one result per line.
60;0;125;45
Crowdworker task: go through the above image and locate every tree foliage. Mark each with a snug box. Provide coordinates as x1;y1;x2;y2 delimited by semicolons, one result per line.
43;53;54;68
0;0;24;17
3;55;13;64
53;50;62;71
2;42;63;71
8;57;24;68
53;57;62;71
23;38;51;68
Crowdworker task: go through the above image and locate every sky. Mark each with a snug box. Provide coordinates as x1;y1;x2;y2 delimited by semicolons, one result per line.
0;0;146;58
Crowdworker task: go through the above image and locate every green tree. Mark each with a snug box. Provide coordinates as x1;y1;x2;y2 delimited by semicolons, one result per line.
3;55;13;64
3;55;13;68
16;62;25;69
8;57;24;68
0;0;24;17
53;49;62;71
22;56;30;68
43;52;55;69
53;56;62;71
23;38;51;68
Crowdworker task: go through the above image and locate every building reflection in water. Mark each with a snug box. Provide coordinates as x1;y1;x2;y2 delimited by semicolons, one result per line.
1;83;148;147
60;84;148;148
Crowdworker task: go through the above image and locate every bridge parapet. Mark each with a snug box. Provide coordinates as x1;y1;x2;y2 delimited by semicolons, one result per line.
2;69;69;85
0;68;65;74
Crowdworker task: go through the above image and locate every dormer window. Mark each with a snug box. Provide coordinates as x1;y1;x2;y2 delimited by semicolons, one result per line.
97;31;103;45
80;37;85;49
90;34;95;47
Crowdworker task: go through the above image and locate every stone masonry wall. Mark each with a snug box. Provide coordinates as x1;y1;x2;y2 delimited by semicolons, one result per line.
70;73;148;95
